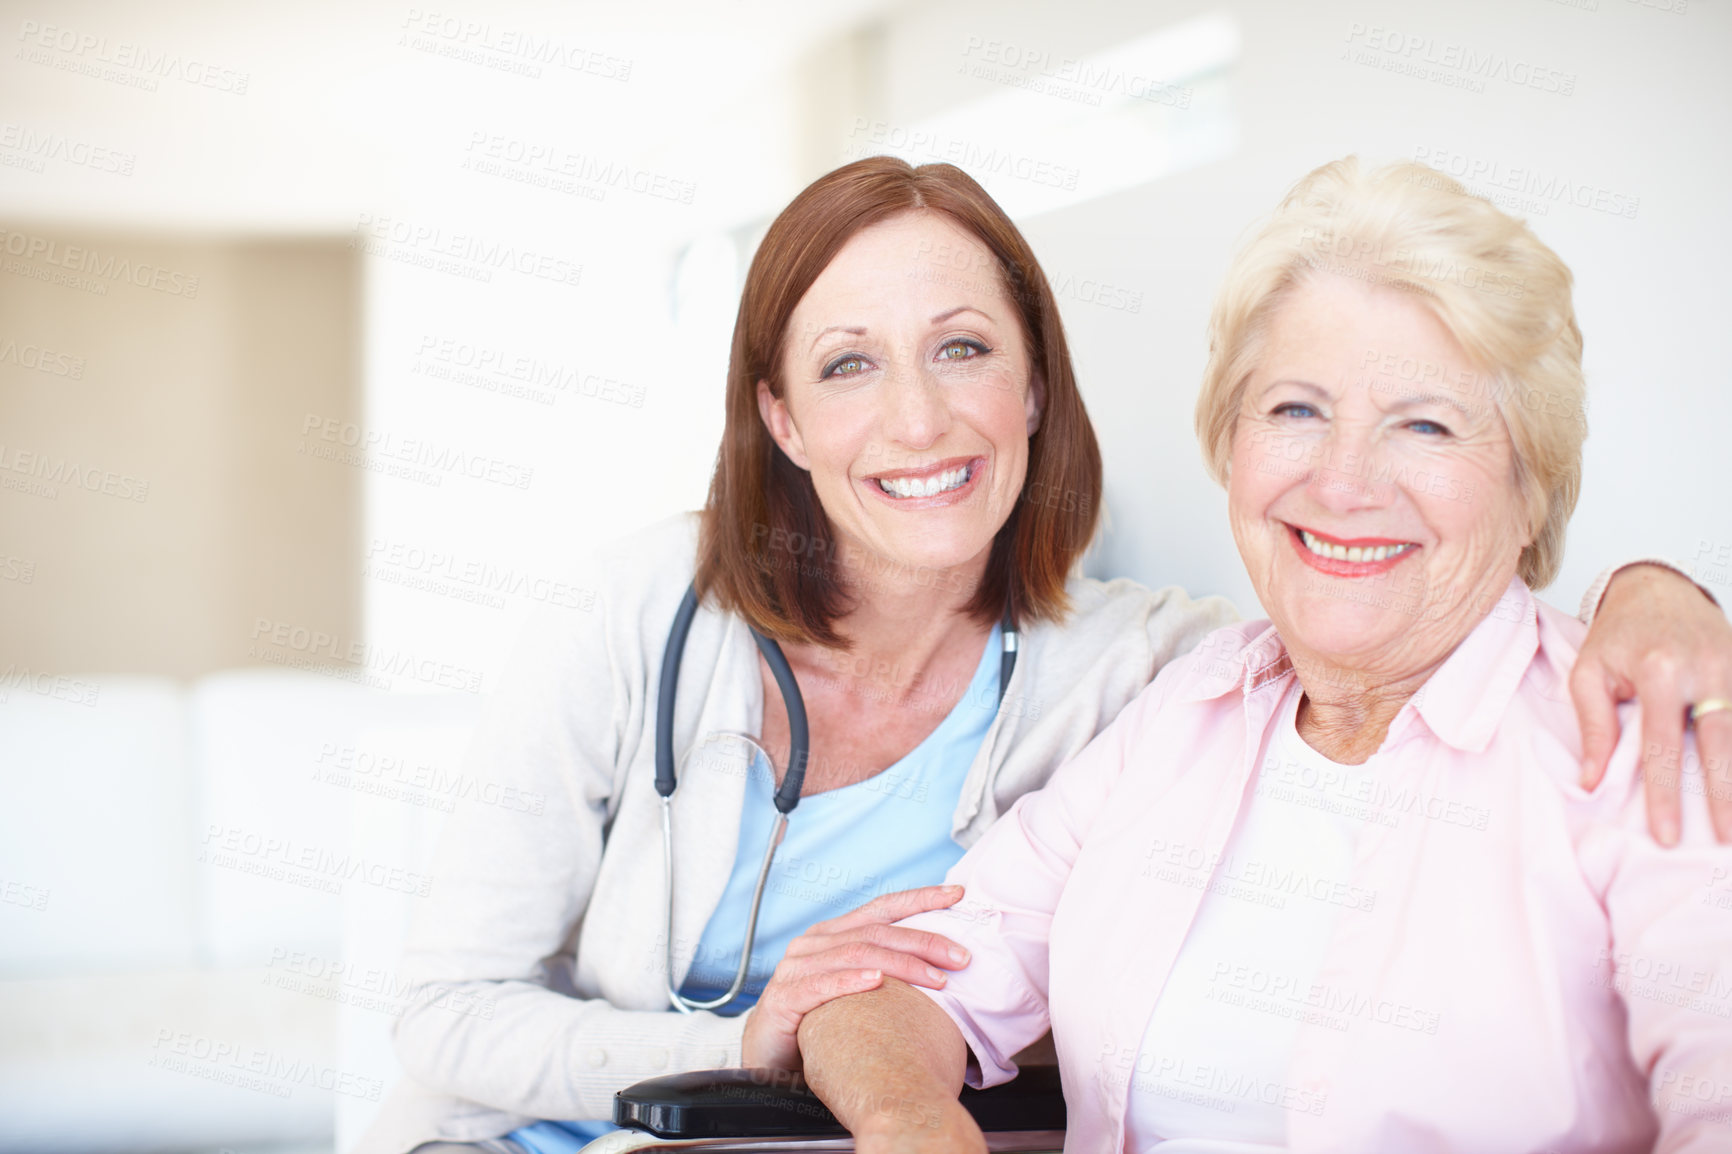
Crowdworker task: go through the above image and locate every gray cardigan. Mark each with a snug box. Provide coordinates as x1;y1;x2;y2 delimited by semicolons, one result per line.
353;514;1237;1153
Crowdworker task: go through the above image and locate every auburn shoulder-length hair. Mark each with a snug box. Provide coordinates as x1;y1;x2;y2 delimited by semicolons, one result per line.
695;156;1101;647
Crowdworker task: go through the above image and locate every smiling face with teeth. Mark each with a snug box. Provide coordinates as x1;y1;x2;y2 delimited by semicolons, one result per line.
757;211;1041;592
1227;273;1533;679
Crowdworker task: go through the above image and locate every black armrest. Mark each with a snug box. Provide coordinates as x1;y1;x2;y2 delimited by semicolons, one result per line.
613;1066;1065;1139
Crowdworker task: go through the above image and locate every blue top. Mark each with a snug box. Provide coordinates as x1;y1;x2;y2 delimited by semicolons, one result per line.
508;626;1002;1153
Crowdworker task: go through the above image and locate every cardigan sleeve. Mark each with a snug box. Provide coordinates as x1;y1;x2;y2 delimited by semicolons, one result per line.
389;554;747;1123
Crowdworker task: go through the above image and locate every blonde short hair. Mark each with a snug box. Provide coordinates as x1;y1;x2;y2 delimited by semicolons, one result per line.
1194;156;1586;589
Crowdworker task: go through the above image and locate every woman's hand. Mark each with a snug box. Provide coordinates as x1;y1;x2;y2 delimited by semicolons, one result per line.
741;885;971;1071
1575;563;1732;844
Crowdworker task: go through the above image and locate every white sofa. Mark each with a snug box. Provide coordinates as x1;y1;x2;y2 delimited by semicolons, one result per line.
0;669;479;1154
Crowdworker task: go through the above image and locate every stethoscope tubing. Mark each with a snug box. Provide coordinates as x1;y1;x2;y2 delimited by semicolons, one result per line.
658;581;1015;1014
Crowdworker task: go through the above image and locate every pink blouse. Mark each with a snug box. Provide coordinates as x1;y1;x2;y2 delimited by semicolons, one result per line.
902;579;1732;1153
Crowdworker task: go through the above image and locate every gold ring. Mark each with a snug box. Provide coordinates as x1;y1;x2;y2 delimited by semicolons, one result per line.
1689;698;1732;724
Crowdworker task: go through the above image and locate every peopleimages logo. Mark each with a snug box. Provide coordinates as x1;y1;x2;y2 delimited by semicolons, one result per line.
15;19;251;94
0;666;100;707
398;9;632;81
0;335;85;379
1411;147;1640;221
463;132;696;205
299;414;535;491
1342;22;1577;96
0;123;136;175
365;537;596;612
350;214;582;289
959;36;1194;108
148;1029;383;1101
0;229;199;298
0;443;150;502
247;617;486;694
199;824;434;898
845;119;1080;191
1295;226;1526;299
412;336;646;408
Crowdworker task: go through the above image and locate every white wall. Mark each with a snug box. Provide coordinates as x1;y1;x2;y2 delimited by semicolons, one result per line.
0;0;891;684
864;0;1732;615
3;0;1728;678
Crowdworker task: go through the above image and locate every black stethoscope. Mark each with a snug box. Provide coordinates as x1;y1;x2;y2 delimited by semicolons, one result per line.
654;581;1018;1013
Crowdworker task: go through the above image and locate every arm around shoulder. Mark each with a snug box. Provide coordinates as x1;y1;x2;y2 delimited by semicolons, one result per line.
1137;582;1242;674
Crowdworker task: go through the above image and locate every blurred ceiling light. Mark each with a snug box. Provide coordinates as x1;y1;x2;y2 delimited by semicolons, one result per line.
872;13;1240;218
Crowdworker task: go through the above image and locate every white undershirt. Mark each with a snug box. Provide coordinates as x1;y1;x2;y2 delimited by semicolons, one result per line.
1123;687;1378;1153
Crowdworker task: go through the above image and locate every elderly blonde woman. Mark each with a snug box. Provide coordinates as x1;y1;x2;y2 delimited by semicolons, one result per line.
364;159;1728;1154
795;157;1732;1153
